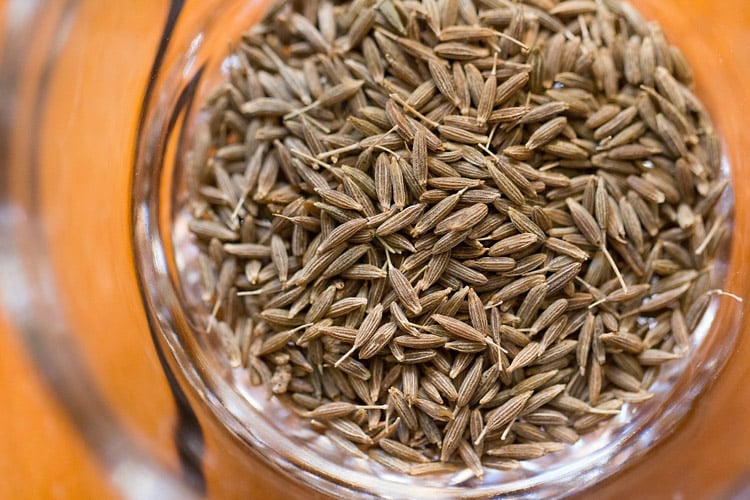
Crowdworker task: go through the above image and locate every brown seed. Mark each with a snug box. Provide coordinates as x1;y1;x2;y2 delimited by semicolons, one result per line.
388;264;423;315
517;284;550;329
530;299;568;335
520;101;570;125
477;73;497;127
432;314;486;344
456;357;484;408
341;264;387;280
477;391;533;444
343;8;376;49
387;157;408;210
494;72;530;106
320;244;371;280
418;251;450;291
431;229;471;254
566;198;602;247
190;219;239;242
671;308;691;350
508;342;543;373
633;283;691;315
428;59;460;107
328;419;373;445
409;461;459;476
586;105;620;129
656;114;689;158
490;105;532;124
446;259;489;285
508;207;546;240
428;176;483;190
465;257;516;273
358;322;398;360
435;203;489;234
595;106;638;140
375;203;426;237
487;160;525;206
654;66;687;114
549;0;598;16
441;405;470;462
378;439;429;464
317;218;368;254
488;233;540;257
545;238;590;261
425;368;459;402
435;42;491;60
490;275;547;305
438;125;489;144
526;117;568;150
604;366;642;393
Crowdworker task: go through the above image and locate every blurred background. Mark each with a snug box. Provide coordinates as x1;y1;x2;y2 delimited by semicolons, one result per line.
1;1;749;498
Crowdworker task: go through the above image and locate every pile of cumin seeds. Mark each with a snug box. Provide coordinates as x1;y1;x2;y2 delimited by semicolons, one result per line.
186;0;730;477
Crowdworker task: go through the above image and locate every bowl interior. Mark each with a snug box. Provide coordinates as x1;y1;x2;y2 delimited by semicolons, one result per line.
132;1;744;498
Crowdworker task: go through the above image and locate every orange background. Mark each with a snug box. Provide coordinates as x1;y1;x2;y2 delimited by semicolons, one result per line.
1;1;750;498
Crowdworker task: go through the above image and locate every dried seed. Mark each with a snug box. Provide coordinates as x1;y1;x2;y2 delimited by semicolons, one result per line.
317;218;368;254
508;342;543;373
433;314;486;344
526;117;568;150
487;160;525;206
495;72;530;107
428;59;460;107
654;66;686;114
389;263;423;315
379;439;429;464
435;42;491;60
190;219;239;241
328;418;373;445
437;404;468;461
376;203;426;236
477;391;533;444
358;322;398;360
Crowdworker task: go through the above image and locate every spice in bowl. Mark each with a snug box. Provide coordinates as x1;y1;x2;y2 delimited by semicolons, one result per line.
185;0;730;477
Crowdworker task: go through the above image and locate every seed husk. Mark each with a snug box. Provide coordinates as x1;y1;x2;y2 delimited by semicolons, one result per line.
376;204;426;237
441;405;470;462
526;117;568;150
435;203;489;234
432;314;486;344
488;233;540;257
386;265;420;316
476;391;533;444
495;72;530;107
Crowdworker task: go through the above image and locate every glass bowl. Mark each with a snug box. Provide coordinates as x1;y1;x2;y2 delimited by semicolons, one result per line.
1;0;748;498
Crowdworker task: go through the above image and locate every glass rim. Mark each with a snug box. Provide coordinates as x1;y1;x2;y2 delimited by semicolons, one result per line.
131;1;748;498
0;0;747;499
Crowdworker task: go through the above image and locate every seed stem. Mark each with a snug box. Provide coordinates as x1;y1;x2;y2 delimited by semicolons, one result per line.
389;93;441;128
492;30;529;51
694;219;722;255
206;298;222;334
501;416;516;440
601;243;629;293
289;148;339;173
283;99;321;122
707;289;744;303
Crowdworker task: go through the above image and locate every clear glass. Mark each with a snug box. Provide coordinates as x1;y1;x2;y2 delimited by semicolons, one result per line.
1;0;748;498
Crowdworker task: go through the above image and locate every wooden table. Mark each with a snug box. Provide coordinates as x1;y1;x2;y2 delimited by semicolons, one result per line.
2;1;749;498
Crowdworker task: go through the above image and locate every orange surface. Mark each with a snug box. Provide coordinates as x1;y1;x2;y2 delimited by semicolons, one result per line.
1;1;750;499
